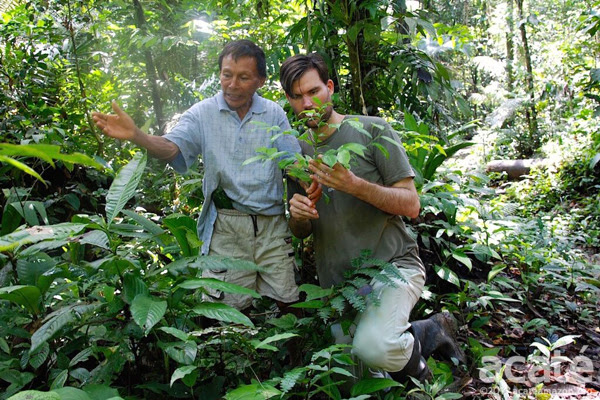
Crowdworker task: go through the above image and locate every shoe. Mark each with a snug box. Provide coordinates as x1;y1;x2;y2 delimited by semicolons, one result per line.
410;311;466;365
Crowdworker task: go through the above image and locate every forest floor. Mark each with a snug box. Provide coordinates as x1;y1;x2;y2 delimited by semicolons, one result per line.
448;130;600;399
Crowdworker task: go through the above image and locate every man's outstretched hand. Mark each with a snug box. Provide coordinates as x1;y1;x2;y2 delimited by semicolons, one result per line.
92;101;139;141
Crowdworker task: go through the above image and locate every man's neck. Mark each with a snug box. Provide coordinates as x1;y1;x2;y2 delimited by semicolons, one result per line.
314;111;345;141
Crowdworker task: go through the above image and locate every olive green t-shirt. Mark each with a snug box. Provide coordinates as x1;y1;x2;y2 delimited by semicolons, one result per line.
290;115;425;288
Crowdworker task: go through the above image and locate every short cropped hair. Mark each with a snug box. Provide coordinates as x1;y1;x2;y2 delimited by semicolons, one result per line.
218;40;267;78
280;53;329;96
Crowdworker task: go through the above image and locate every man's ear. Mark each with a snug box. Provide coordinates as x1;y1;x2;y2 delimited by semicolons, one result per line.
327;79;334;95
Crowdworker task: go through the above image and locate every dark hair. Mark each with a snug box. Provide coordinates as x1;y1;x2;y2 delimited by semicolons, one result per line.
280;53;329;96
218;40;266;78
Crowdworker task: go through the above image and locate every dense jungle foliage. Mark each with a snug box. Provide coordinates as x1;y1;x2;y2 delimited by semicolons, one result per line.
0;0;599;399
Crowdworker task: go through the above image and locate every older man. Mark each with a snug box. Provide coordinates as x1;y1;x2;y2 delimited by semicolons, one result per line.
93;40;318;311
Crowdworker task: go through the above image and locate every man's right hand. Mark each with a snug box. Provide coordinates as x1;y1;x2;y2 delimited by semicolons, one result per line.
289;193;319;221
92;101;139;141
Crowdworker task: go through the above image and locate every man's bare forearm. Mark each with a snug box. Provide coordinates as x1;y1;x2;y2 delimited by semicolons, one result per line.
131;128;180;161
347;176;420;218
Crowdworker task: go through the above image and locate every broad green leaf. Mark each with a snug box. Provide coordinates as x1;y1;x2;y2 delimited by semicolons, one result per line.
158;327;190;341
130;294;167;335
437;393;463;399
0;155;46;184
0;223;86;253
451;249;472;270
0;143;103;169
9;201;49;226
123;274;149;304
82;384;122;400
121;210;165;236
69;368;90;384
337;149;351;167
20;238;69;257
403;111;419;132
192;302;254;327
0;337;9;353
178;278;261;298
0;285;42;314
487;264;506;282
17;252;56;293
163;214;199;257
299;284;332;301
434;265;460;287
159;340;197;364
291;300;324;309
350;378;401;396
69;348;95;368
52;387;93;400
252;333;299;350
590;152;600;169
170;365;197;387
550;335;580;350
6;391;60;400
225;383;281;400
50;369;68;390
78;230;110;250
31;303;100;353
105;152;147;226
29;341;50;369
530;342;551;358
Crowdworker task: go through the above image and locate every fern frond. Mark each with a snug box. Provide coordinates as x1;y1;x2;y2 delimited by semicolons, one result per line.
318;306;333;321
281;367;306;393
330;295;346;314
341;286;366;312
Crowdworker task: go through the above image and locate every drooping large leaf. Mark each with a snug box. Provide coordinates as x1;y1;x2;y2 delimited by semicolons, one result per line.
170;365;197;387
82;384;123;400
0;143;103;169
77;230;110;250
0;285;42;315
123;274;149;304
121;209;166;245
8;201;49;226
31;303;101;353
162;214;200;257
0;223;86;253
105;152;147;226
6;391;61;400
16;252;56;293
159;340;197;364
130;294;167;336
192;302;254;328
0;155;46;184
51;387;93;400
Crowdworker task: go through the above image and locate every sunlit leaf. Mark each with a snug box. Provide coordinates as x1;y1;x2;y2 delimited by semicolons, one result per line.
130;294;167;335
105;152;147;226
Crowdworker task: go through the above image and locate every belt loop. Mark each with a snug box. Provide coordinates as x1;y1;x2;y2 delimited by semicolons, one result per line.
250;215;258;237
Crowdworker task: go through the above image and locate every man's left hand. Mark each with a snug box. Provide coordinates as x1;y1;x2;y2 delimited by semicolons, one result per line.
309;156;357;193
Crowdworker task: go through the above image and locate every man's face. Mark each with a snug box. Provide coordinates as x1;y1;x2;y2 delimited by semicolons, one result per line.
286;69;334;129
219;54;265;116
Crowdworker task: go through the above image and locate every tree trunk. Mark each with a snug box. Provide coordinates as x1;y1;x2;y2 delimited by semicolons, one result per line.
516;0;539;156
506;0;515;92
132;0;166;135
